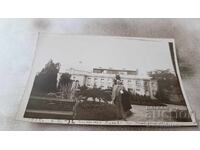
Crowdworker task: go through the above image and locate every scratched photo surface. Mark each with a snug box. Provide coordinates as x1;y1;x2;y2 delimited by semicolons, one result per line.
18;34;196;126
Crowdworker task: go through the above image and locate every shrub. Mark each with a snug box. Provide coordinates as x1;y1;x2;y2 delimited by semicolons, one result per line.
75;101;118;120
129;94;166;106
76;87;112;103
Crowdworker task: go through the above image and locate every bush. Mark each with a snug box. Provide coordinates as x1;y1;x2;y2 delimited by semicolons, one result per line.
75;101;118;120
77;86;165;106
129;94;166;106
76;87;112;103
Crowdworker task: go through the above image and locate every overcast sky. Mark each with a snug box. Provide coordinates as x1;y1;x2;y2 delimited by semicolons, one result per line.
34;34;174;76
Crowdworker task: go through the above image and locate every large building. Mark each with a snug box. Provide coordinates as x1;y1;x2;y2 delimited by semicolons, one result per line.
58;68;158;99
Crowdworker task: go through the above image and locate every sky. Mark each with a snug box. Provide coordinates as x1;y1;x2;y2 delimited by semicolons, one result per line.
34;34;174;76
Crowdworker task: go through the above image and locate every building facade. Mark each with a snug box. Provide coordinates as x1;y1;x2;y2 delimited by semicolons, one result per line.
58;68;158;99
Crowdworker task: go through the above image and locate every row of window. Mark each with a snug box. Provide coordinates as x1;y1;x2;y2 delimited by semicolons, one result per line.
87;77;146;84
73;75;150;84
87;83;112;89
88;77;113;81
86;78;150;88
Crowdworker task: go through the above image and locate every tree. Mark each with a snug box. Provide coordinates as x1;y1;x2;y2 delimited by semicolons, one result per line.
58;73;72;98
32;59;60;93
148;69;184;104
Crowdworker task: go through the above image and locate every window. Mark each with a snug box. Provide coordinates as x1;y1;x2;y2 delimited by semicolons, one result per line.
128;88;133;93
144;81;148;86
100;85;104;89
153;90;157;96
93;83;97;88
101;78;104;83
108;87;112;90
119;72;126;75
145;90;150;96
87;77;92;83
136;80;141;86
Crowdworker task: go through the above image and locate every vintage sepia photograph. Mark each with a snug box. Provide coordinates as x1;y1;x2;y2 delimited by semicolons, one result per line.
18;34;196;126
